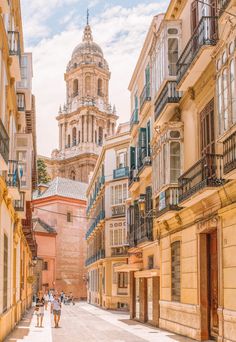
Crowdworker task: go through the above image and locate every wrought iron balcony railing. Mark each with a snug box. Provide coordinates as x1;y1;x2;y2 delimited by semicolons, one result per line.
111;204;125;217
130;108;139;129
223;131;236;174
178;153;225;203
113;166;129;179
86;210;105;239
14;191;25;211
85;249;105;266
177;16;218;84
136;220;153;244
218;0;231;15
128;168;140;187
111;246;129;256
7;160;20;188
138;151;152;173
155;81;182;121
155;186;181;218
140;83;151;111
8;31;21;56
0;118;9;165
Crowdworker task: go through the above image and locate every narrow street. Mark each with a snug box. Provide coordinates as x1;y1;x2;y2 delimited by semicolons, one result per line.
6;302;198;342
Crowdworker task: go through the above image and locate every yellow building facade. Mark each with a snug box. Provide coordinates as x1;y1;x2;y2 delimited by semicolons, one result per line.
0;1;37;340
124;0;236;341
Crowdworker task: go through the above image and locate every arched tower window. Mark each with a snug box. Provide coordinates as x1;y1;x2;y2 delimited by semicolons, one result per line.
98;127;103;146
70;170;76;180
95;131;97;144
73;79;78;97
85;75;91;95
72;127;77;146
67;135;71;148
98;78;102;96
78;131;81;144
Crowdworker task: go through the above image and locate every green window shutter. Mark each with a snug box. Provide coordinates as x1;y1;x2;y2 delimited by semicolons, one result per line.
138;128;147;166
147;121;151;157
135;94;138;110
130;146;136;170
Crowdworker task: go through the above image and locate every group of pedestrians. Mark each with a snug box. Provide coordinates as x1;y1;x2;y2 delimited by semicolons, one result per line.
34;289;72;328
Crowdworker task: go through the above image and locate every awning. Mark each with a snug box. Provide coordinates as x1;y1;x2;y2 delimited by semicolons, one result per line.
134;269;160;278
114;262;143;273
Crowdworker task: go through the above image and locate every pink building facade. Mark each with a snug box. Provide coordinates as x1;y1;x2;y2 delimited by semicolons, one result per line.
33;178;87;299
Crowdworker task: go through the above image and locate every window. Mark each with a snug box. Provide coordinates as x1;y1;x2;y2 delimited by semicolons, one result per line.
70;170;76;181
110;227;126;246
43;261;48;271
200;99;215;155
223;69;229;131
73;79;78;97
85;75;91;95
168;38;178;76
148;255;154;270
171;241;181;302
230;59;236;122
3;234;8;312
170;142;181;183
67;135;71;147
67;212;72;222
111;183;127;205
118;272;128;288
72;127;77;146
98;78;103;96
116;151;127;168
98;127;103;146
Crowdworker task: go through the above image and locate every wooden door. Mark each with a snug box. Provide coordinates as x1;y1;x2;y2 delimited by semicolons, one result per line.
208;230;219;337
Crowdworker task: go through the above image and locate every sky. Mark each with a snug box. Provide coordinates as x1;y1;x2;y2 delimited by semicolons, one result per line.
21;0;168;156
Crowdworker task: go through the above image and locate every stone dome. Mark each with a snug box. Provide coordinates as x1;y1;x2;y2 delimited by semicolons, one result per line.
72;24;103;58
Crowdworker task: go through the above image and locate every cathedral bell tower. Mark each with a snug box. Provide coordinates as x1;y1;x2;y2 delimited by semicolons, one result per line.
50;20;118;183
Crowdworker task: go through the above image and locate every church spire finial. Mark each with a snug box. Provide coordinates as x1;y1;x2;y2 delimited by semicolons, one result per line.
87;8;89;25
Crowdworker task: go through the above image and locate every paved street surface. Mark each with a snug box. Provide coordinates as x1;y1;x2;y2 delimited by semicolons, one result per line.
6;302;199;342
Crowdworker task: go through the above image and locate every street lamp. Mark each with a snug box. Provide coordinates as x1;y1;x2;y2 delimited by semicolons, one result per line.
138;195;156;219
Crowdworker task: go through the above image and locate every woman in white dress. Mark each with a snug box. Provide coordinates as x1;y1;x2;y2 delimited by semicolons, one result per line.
35;291;45;327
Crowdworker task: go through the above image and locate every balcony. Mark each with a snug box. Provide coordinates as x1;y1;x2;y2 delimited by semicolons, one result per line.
136;220;153;245
218;0;236;16
130;108;139;131
111;246;129;257
113;166;129;179
17;93;25;112
7;160;21;200
86;210;105;239
139;83;151;113
0;118;9;169
154;81;182;125
223;131;236;178
14;191;25;212
128;169;140;190
155;187;181;220
177;16;218;91
111;204;125;217
85;249;105;266
138;152;152;178
178;154;225;206
8;31;21;81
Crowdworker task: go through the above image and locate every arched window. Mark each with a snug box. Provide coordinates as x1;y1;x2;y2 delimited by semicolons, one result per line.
98;78;102;96
98;127;103;146
171;241;181;302
95;131;97;144
85;75;91;95
67;135;71;147
230;59;236;123
72;127;76;146
78;131;81;144
73;79;78;97
70;170;76;181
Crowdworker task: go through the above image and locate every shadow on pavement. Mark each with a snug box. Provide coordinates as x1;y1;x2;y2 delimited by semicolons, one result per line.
5;309;33;341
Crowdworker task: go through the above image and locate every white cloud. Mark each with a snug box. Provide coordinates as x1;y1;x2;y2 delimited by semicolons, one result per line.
21;2;167;156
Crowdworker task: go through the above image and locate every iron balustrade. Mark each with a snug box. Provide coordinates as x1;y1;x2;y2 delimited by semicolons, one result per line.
177;16;218;84
136;220;153;245
111;204;125;217
129;168;140;187
130;108;139;129
86;175;105;214
138;148;151;172
140;83;151;111
223;131;236;174
86;210;105;239
178;154;224;203
7;160;20;188
113;166;129;179
85;249;105;266
0;118;9;165
8;31;21;56
218;0;231;15
154;81;182;121
14;191;25;211
155;186;180;218
111;246;129;256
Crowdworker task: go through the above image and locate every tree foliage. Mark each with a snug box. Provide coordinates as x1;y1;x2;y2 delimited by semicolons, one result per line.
37;158;51;184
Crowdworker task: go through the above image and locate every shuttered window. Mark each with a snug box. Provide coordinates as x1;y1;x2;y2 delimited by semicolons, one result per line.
145;186;153;239
171;241;181;302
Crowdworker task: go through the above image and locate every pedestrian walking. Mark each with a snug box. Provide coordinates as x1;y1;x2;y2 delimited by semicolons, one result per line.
35;291;45;328
51;293;62;328
43;290;50;310
60;290;65;303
